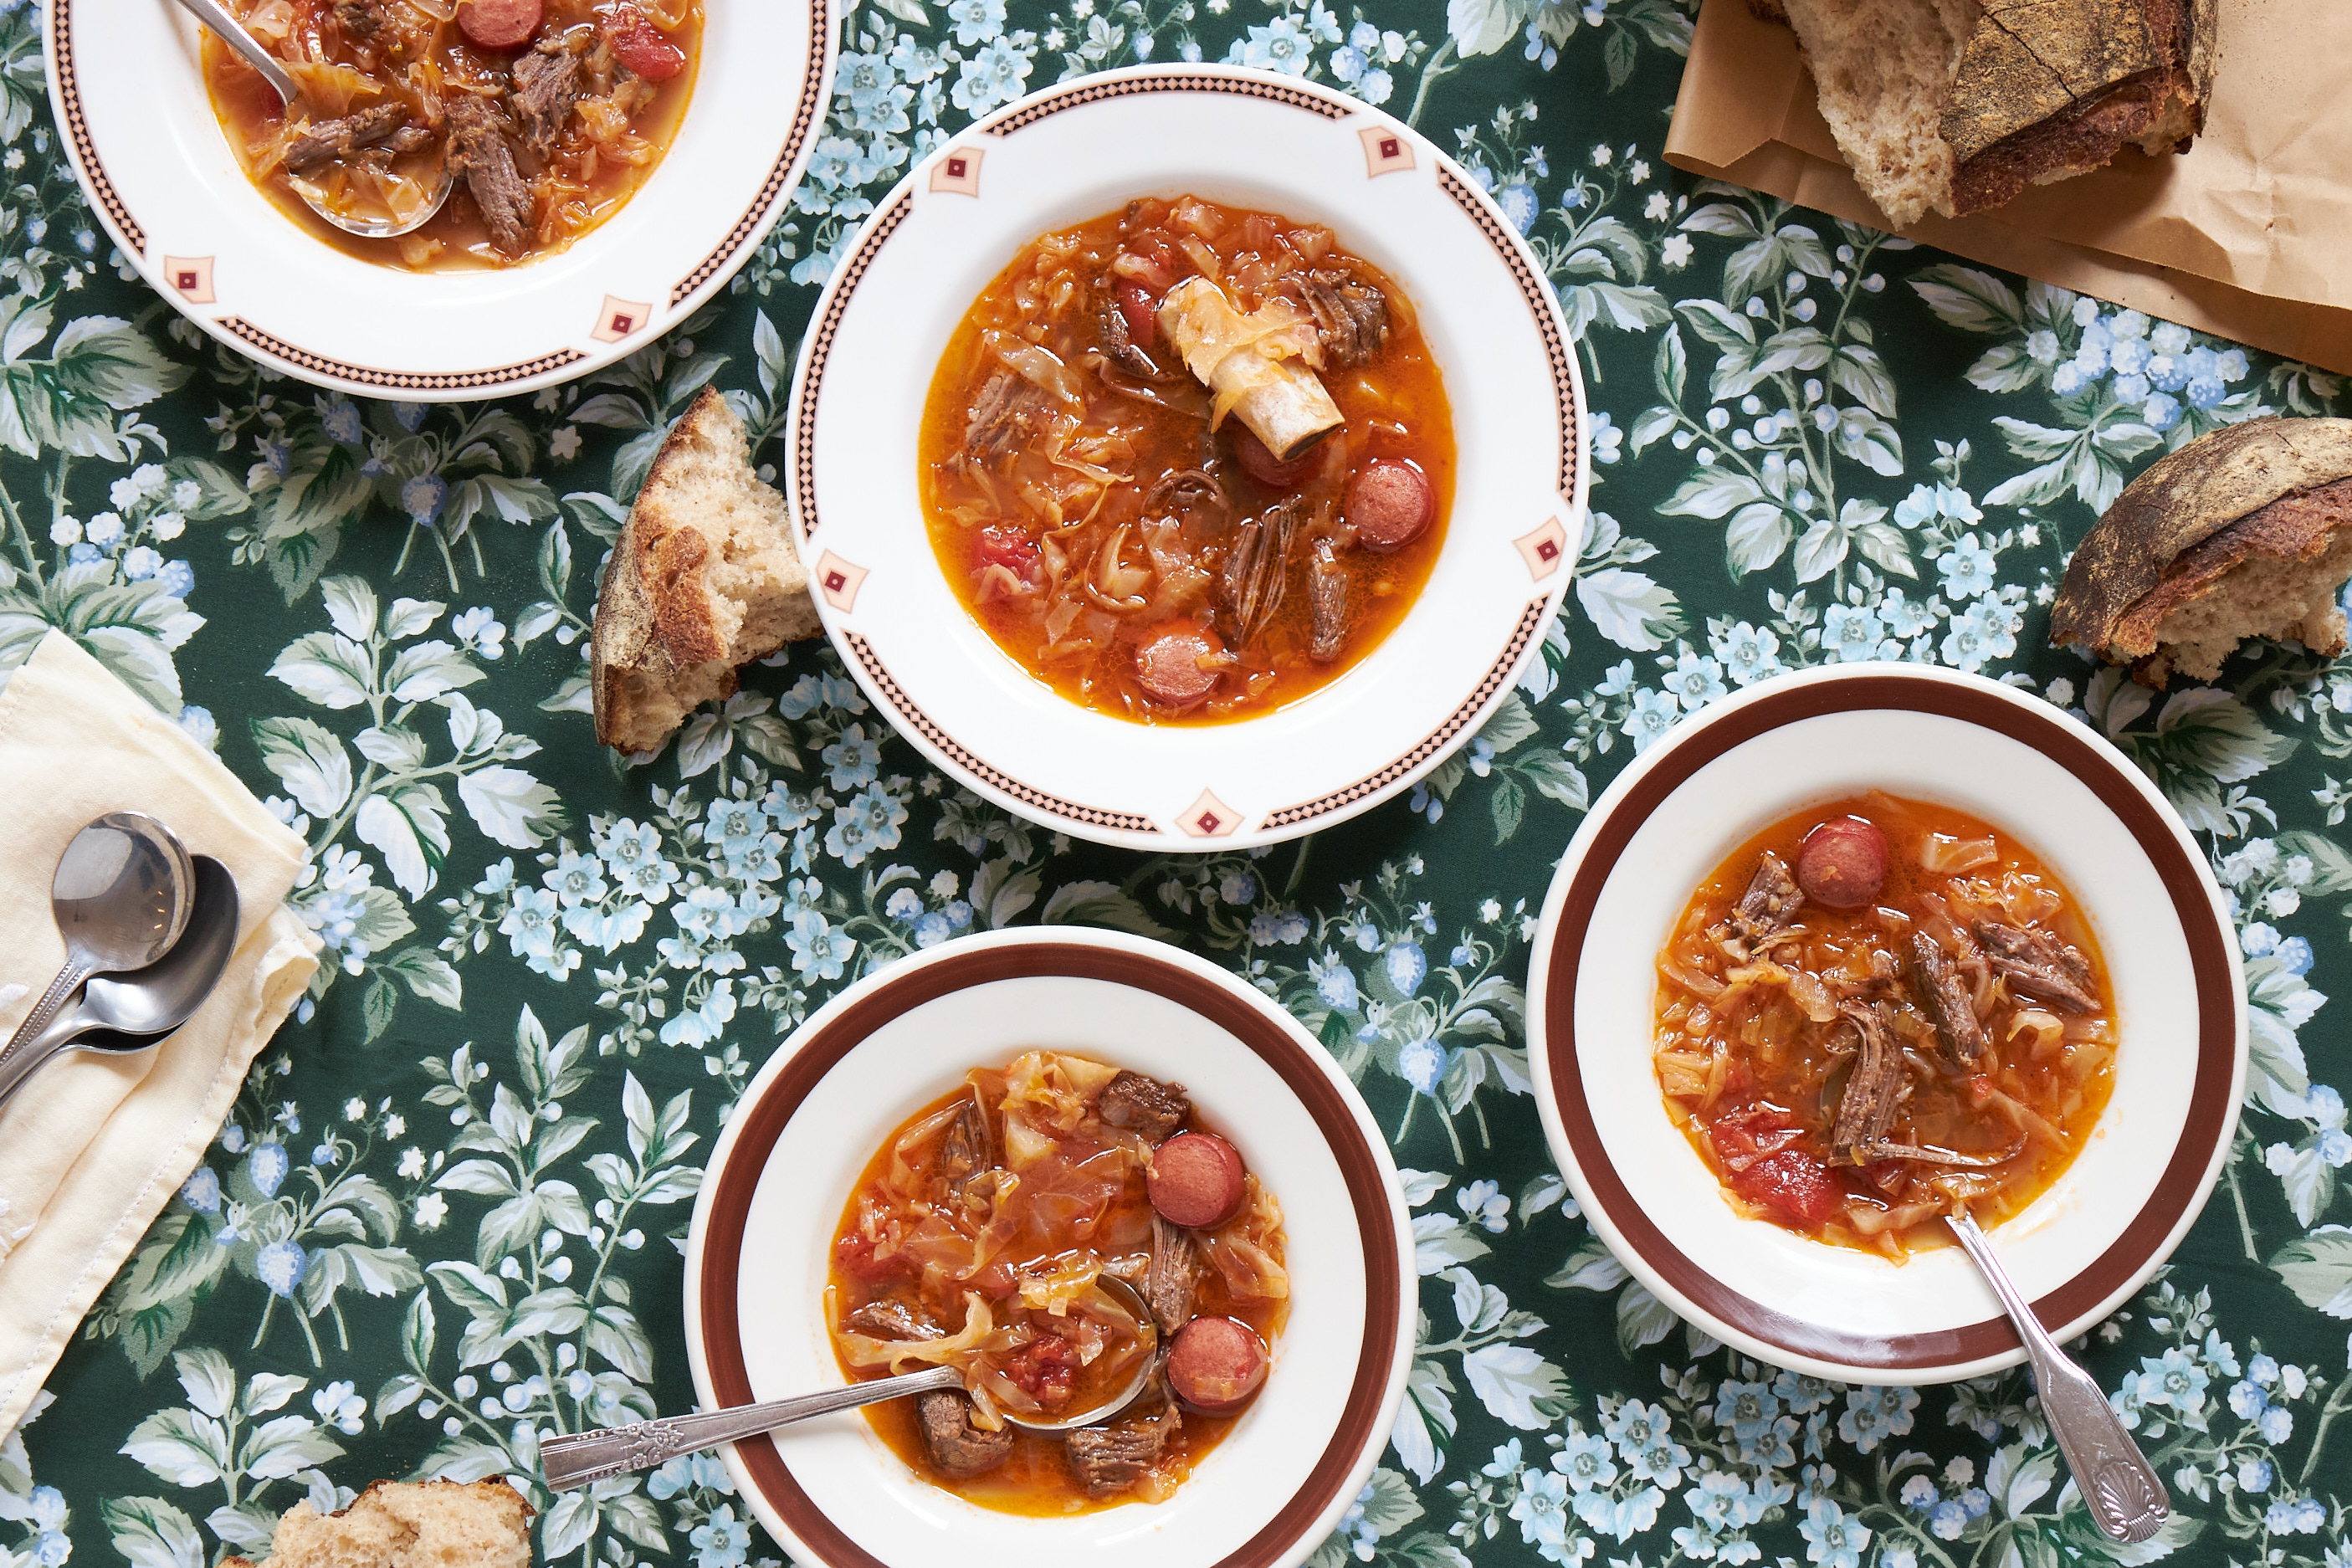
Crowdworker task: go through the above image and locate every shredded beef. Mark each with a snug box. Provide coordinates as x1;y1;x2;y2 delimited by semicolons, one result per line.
1299;269;1388;367
1065;1385;1180;1497
1308;537;1349;662
1099;1071;1190;1144
1974;920;2098;1013
1827;1002;1904;1165
938;1090;991;1189
964;371;1054;465
915;1391;1012;1478
444;95;532;256
1145;1213;1202;1335
333;0;384;38
1909;931;1990;1065
845;1299;940;1340
284;105;410;174
1728;853;1804;956
510;40;582;158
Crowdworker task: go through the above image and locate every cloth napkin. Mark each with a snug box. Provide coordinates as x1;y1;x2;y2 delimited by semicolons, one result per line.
0;631;318;1437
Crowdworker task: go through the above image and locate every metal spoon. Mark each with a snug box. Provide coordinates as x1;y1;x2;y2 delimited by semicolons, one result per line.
540;1276;1164;1492
1946;1210;2169;1543
1;813;193;1068
0;858;241;1109
168;0;454;238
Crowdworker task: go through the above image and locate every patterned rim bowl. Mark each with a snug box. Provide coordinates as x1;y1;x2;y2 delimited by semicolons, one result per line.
683;926;1417;1568
44;0;836;398
785;64;1586;852
1527;664;2249;1385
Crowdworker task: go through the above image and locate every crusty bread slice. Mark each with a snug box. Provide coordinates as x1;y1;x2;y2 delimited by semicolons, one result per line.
2051;418;2352;684
223;1479;532;1568
1942;0;2216;214
1767;0;2216;228
591;386;821;754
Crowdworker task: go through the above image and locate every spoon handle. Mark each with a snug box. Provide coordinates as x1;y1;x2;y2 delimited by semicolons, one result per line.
539;1365;966;1493
0;961;94;1074
166;0;301;106
1946;1212;2169;1544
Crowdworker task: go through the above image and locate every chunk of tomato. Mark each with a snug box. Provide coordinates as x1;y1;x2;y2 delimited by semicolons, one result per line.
605;4;685;80
976;525;1039;578
1117;282;1158;349
1729;1150;1840;1228
1706;1109;1802;1173
1005;1334;1077;1407
833;1231;910;1284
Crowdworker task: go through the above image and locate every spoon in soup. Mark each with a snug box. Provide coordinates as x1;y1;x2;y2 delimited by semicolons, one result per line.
1945;1210;2168;1543
538;1275;1163;1492
168;0;455;238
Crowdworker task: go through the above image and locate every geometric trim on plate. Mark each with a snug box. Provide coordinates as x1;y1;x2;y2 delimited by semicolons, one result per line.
792;188;915;549
50;4;144;254
843;631;1162;836
162;256;214;305
1359;126;1415;177
1514;515;1570;581
1178;788;1243;838
928;146;983;197
214;319;587;392
592;295;653;344
666;0;832;310
1438;164;1580;497
812;551;867;613
989;71;1350;137
1260;595;1552;831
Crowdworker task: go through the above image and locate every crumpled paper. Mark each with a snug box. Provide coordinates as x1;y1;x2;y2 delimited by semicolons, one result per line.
1663;0;2352;375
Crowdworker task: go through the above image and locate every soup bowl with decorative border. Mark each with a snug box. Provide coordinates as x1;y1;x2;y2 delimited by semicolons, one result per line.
684;925;1417;1568
45;0;835;397
786;64;1586;852
1527;664;2247;1384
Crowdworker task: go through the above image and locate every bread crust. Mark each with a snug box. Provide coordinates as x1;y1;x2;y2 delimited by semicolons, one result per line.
2050;417;2352;671
223;1478;534;1568
590;386;819;753
1943;0;2216;214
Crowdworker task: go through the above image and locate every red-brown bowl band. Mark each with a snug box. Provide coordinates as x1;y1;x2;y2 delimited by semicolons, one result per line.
696;942;1405;1565
1543;676;2237;1369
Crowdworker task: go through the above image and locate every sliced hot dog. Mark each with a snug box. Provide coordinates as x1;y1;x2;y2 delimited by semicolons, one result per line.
1147;1132;1246;1227
606;3;686;79
1231;423;1316;489
1167;1317;1268;1413
457;0;542;50
1346;459;1432;552
1135;625;1222;711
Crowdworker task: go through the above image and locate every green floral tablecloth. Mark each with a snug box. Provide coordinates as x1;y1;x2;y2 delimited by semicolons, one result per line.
3;0;2349;1563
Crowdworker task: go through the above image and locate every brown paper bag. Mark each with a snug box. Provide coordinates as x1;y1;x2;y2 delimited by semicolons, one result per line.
1663;0;2352;375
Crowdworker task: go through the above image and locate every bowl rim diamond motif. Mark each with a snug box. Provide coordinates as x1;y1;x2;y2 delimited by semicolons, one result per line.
1526;664;2248;1385
785;64;1587;851
44;0;838;397
683;925;1417;1568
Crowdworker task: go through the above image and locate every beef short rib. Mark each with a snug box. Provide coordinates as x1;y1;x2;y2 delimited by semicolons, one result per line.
964;371;1054;466
1827;1002;1903;1165
845;1299;940;1341
1099;1070;1189;1144
1065;1384;1181;1497
510;39;581;158
1974;920;2097;1013
1909;931;1989;1066
1298;269;1387;367
445;95;532;256
284;105;410;174
915;1390;1012;1478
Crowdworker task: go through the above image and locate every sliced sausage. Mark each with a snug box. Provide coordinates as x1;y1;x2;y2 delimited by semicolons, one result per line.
456;0;542;50
606;4;686;79
1117;282;1158;351
1345;459;1432;552
1147;1132;1246;1227
1230;423;1316;489
1796;819;1888;910
1135;626;1222;711
1166;1317;1268;1413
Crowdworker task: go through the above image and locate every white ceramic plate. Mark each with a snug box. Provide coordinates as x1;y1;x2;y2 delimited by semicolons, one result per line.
1527;664;2247;1384
684;927;1416;1568
787;64;1585;852
46;0;835;397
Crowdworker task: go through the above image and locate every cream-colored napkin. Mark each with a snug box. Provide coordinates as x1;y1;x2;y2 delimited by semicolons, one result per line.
0;631;319;1437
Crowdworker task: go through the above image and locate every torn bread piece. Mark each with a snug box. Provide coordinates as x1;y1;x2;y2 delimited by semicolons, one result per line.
1765;0;2217;228
223;1479;532;1568
2050;417;2352;685
591;386;821;754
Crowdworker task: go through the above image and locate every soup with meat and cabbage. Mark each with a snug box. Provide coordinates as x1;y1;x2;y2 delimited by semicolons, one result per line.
828;1052;1288;1512
201;0;699;269
918;195;1455;724
1653;793;2117;1258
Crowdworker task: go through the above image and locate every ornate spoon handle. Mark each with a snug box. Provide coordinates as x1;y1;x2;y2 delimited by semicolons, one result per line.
1946;1211;2169;1544
539;1365;965;1492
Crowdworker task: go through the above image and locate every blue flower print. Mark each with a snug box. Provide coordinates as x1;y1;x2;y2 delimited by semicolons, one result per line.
822;724;882;791
690;1504;752;1568
1714;1381;1780;1442
1898;1473;1937;1509
158;559;196;597
952;38;1033;115
704;796;767;856
1798;1497;1868;1568
787;910;855;980
400;473;447;525
1820;604;1884;663
1622;687;1679;752
1312;953;1359;1011
1935;534;1997;602
1710;622;1786;685
544;850;607;908
321;399;363;446
180;1166;223;1213
1927;1499;1967;1539
1248;909;1308;945
1555;1428;1618;1493
914;910;953;947
249;1140;290;1198
1606;1400;1690;1486
1497;182;1539;233
1508;1469;1575;1556
1396;1034;1445;1095
944;0;1002;44
1837;1384;1918;1453
2266;1496;2325;1534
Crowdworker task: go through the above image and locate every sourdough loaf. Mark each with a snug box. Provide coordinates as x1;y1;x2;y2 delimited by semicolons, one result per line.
1764;0;2217;228
223;1479;533;1568
2050;418;2352;685
590;386;822;754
